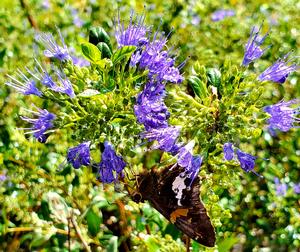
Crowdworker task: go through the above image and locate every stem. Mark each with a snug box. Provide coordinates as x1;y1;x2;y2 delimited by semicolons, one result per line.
70;215;91;252
7;227;70;236
7;226;100;246
171;90;213;110
73;99;88;116
19;0;38;30
68;218;71;252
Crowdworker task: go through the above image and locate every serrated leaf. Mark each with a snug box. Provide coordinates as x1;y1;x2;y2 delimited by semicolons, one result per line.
86;209;101;236
81;42;102;64
78;89;100;97
112;46;136;65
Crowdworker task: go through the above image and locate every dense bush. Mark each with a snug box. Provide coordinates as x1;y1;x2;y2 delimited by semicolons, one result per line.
0;0;299;251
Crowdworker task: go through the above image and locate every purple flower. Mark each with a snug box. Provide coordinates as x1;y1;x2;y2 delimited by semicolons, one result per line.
21;107;56;143
26;60;56;89
53;68;75;98
294;183;300;194
119;12;184;83
134;81;170;130
211;9;235;22
274;177;287;196
114;10;149;47
168;143;183;156
176;141;203;185
130;51;142;66
177;141;195;168
236;149;257;173
191;15;201;26
26;59;75;98
0;172;7;182
264;99;300;132
35;29;71;61
186;155;203;185
70;8;84;28
6;69;42;97
41;0;50;9
258;53;299;83
242;24;269;66
137;34;184;83
71;55;90;67
98;141;126;183
223;142;234;161
140;126;181;152
67;142;91;169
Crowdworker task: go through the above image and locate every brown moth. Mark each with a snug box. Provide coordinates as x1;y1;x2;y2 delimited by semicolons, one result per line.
132;164;216;247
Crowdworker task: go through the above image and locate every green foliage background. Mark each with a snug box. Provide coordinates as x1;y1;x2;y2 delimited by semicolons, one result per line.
0;0;299;251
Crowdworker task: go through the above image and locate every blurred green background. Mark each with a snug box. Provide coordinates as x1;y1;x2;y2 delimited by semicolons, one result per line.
0;0;299;251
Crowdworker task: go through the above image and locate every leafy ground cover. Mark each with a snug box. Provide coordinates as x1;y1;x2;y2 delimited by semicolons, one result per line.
0;0;299;251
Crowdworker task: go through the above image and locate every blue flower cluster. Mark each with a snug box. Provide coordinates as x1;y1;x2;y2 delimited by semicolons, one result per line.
242;24;299;85
211;9;235;22
273;177;300;196
223;142;260;176
67;142;91;169
6;29;92;143
242;24;269;66
67;141;126;183
20;107;56;143
115;13;202;184
264;99;300;132
98;141;127;183
115;12;184;84
242;24;299;133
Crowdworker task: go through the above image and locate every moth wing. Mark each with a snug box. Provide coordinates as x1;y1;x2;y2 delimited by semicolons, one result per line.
172;177;216;247
149;165;216;247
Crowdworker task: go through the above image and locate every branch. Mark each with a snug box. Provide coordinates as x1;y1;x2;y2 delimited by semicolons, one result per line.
70;216;91;252
19;0;39;30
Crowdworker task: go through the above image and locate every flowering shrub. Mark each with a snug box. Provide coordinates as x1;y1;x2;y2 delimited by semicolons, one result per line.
1;1;300;251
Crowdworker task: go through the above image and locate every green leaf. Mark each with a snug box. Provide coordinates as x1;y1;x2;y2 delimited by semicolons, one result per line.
89;26;112;50
97;42;112;59
0;48;6;67
96;58;113;69
30;235;48;248
162;223;180;240
112;46;136;65
94;78;115;94
207;68;221;88
106;236;118;252
145;236;160;252
217;235;239;252
86;209;101;236
78;89;100;97
188;75;208;99
81;42;102;64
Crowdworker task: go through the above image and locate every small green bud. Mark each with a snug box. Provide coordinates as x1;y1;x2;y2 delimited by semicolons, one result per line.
97;42;112;59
